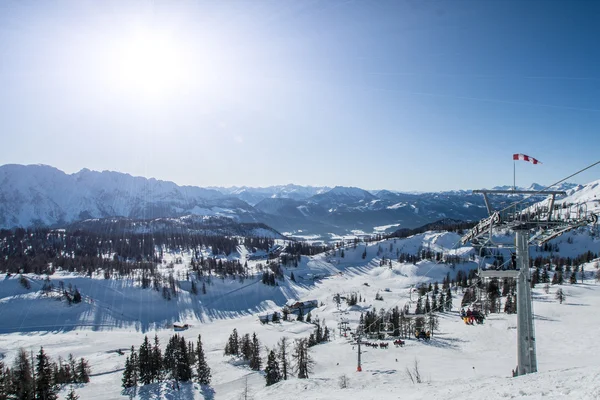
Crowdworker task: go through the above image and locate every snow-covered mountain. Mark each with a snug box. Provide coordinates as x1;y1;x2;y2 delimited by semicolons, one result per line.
0;164;253;228
0;164;591;238
209;184;331;205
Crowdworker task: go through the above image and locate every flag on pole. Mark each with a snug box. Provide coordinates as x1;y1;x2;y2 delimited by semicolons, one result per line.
513;154;542;164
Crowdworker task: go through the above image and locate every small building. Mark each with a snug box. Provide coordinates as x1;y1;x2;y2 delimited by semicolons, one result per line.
173;323;190;331
258;311;281;324
285;299;319;313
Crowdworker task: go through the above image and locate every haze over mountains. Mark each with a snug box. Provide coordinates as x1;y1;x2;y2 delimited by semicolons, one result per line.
0;164;580;238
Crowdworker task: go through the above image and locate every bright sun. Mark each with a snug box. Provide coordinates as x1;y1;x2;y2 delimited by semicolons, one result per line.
111;29;188;98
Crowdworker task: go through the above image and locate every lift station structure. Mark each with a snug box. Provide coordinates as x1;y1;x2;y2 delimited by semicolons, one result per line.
461;189;597;376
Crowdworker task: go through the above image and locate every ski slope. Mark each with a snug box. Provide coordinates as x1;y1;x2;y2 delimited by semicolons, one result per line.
1;234;599;399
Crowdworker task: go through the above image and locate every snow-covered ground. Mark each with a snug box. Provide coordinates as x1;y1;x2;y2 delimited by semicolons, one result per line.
1;234;599;399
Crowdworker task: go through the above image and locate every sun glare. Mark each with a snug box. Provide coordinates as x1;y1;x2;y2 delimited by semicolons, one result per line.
111;29;188;99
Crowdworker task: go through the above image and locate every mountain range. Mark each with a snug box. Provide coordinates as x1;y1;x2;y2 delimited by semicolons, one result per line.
0;164;582;239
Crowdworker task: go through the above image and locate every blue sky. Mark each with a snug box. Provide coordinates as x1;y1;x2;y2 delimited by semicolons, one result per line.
0;0;598;191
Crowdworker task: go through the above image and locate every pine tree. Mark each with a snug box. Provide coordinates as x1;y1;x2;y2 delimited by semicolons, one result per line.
249;333;262;371
67;354;77;383
138;336;152;385
65;388;79;400
240;334;252;362
297;308;304;322
76;358;90;384
150;334;163;383
12;348;34;400
445;287;453;311
122;347;138;388
72;288;82;304
0;360;9;400
306;312;312;323
177;336;192;382
163;336;177;381
277;337;290;380
35;347;58;400
290;272;295;282
415;297;423;314
271;311;280;323
225;329;240;356
570;272;577;284
196;335;211;385
264;350;281;386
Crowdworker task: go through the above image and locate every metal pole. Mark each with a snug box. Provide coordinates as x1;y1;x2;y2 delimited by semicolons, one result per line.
513;161;516;191
515;229;537;376
357;334;362;372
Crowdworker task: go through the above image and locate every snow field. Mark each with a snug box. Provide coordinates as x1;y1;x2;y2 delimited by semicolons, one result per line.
1;235;599;399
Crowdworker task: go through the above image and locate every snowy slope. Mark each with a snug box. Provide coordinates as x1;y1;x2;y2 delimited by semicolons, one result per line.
1;235;600;399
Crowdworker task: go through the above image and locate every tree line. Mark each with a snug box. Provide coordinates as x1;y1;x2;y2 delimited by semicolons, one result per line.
0;347;89;400
122;333;211;390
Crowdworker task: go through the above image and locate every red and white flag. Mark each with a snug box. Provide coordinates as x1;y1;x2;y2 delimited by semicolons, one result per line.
513;154;542;164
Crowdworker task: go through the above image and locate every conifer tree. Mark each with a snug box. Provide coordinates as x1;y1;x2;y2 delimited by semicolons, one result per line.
151;334;163;383
65;388;79;400
35;347;57;400
240;334;252;362
570;272;577;284
249;333;262;371
67;354;77;383
177;336;192;382
264;350;281;386
0;360;8;400
196;335;211;385
122;347;138;388
138;336;152;385
415;297;423;314
297;308;304;322
13;348;34;400
225;329;239;356
76;358;90;384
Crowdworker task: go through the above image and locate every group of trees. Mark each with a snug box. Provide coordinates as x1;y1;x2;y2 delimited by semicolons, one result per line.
223;329;262;371
122;333;210;390
0;347;89;400
0;227;261;275
460;277;516;314
307;318;330;347
223;330;316;386
264;337;314;386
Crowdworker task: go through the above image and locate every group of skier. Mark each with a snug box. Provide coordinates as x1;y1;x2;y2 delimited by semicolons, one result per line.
461;308;485;325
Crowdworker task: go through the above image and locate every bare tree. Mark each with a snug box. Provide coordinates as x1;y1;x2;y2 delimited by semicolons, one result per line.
405;358;423;384
555;288;566;304
338;374;349;389
277;337;290;380
292;338;313;379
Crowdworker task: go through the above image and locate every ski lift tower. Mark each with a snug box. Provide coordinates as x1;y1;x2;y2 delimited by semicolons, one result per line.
461;189;597;376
